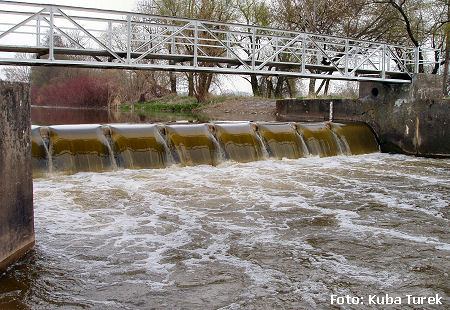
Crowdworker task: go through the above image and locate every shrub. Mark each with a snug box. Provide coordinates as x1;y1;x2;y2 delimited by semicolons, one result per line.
31;75;117;108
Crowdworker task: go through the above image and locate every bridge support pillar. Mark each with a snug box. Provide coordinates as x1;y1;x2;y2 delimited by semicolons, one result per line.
276;74;450;157
0;82;34;272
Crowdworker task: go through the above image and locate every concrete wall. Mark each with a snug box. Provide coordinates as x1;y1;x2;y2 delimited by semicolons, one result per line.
0;81;34;271
276;74;450;157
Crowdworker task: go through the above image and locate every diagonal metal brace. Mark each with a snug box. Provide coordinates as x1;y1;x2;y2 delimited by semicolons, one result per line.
350;45;382;74
133;22;192;63
57;8;124;63
257;33;302;70
135;26;171;52
0;7;47;40
199;23;251;70
387;46;413;78
42;16;102;62
179;32;208;56
305;34;345;75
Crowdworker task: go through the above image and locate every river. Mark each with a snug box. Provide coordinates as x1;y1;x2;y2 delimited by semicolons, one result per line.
31;106;206;125
0;153;449;308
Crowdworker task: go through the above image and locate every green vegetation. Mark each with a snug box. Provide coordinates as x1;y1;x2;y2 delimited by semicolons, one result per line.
121;95;199;113
120;95;234;113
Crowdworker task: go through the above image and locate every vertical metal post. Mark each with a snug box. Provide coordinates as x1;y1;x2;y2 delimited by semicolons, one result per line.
301;34;306;73
414;46;420;73
127;15;131;63
36;14;41;47
275;37;279;62
386;46;391;72
316;42;321;65
344;39;349;76
251;27;256;71
381;44;386;79
108;20;112;48
194;21;198;67
171;25;176;55
48;6;54;60
225;31;230;58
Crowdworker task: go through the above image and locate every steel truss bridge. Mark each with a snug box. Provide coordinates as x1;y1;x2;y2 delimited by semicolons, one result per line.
0;0;442;83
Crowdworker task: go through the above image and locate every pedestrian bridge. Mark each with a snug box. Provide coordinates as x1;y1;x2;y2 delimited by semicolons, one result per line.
0;0;442;83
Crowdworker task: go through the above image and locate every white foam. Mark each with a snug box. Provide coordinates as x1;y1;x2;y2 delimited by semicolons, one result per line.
32;153;450;304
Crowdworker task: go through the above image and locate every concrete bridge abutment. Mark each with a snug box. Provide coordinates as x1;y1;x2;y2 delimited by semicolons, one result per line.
276;74;450;157
0;82;34;272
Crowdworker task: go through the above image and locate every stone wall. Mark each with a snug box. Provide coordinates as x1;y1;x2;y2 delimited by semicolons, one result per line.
0;81;34;271
276;74;450;157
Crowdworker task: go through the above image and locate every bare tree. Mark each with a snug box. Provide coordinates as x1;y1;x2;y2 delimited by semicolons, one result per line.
3;53;31;83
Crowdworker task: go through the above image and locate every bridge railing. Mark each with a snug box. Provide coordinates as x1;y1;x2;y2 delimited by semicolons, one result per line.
0;0;442;83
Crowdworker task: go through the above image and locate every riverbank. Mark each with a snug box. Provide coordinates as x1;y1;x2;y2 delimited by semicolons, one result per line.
119;95;277;121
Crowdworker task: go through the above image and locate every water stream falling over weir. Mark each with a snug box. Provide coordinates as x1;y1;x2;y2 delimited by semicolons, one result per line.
31;122;379;177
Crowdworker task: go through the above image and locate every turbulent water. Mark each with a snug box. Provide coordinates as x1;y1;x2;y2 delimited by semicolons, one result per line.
0;154;449;309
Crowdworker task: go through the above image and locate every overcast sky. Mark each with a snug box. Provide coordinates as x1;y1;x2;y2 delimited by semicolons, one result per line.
12;0;137;11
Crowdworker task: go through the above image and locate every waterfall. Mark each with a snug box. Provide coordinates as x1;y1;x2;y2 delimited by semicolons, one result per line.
47;125;114;174
102;126;118;170
330;122;379;155
31;126;50;177
253;125;270;160
30;121;380;176
108;124;167;169
296;123;341;157
165;124;222;166
214;122;266;163
330;130;351;156
293;125;311;157
256;122;306;159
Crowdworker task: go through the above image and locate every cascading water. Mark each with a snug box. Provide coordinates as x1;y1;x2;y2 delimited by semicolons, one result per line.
330;122;380;154
48;124;114;174
31;121;381;176
294;127;311;157
31;125;49;177
108;124;167;169
296;122;341;157
165;124;222;166
257;122;307;159
214;122;266;163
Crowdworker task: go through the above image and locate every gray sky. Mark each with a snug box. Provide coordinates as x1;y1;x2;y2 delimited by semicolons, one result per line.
13;0;137;11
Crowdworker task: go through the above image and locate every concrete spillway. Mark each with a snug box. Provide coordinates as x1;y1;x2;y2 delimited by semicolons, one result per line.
30;121;379;176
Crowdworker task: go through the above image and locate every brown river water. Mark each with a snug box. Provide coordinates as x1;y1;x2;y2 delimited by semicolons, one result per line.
0;107;448;309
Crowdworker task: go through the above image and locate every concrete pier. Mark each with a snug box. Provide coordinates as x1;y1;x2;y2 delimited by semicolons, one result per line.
0;81;34;271
276;74;450;157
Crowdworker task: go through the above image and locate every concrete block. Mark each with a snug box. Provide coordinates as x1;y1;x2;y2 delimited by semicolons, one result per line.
276;74;450;157
0;81;34;272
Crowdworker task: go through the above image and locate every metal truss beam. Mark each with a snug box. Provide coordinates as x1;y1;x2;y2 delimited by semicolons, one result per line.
0;0;441;83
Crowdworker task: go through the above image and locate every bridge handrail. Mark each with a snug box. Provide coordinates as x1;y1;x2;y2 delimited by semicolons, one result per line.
0;0;436;50
0;0;442;81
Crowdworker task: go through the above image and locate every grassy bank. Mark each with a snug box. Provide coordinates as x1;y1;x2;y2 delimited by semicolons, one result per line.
120;95;200;113
120;95;231;113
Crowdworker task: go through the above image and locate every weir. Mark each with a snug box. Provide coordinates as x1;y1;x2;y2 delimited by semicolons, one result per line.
257;122;308;159
108;124;168;169
165;124;220;166
48;125;113;174
214;122;266;163
30;121;380;176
